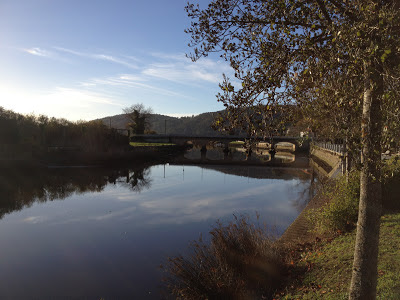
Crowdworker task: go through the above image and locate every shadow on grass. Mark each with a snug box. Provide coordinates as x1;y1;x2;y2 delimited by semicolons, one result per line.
383;157;400;213
383;178;400;213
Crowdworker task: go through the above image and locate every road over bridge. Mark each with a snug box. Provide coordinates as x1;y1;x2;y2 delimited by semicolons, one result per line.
130;134;310;152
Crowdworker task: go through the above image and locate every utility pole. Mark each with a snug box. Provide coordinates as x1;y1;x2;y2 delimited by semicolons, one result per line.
164;119;167;135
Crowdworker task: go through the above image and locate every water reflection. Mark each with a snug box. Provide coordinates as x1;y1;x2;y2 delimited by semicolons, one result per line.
0;164;312;299
183;144;299;164
0;166;152;219
0;165;313;226
124;167;153;192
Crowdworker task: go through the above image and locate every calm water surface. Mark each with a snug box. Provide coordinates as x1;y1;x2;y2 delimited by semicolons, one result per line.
0;164;311;299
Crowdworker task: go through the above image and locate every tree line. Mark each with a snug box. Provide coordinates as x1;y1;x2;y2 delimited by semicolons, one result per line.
0;106;127;153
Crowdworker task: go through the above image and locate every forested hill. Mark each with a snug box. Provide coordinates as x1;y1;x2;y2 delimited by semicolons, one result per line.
98;111;221;136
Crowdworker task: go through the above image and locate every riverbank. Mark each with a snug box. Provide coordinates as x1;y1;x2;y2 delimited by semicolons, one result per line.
279;146;337;245
276;211;400;299
278;188;327;246
276;155;400;299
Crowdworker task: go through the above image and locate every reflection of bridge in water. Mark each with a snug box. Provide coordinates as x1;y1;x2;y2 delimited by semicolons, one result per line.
179;146;309;168
131;134;310;152
197;164;312;181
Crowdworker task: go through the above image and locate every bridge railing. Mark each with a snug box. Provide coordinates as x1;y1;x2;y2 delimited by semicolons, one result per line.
313;142;344;155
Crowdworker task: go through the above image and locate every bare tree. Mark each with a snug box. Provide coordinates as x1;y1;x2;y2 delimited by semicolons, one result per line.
123;103;153;135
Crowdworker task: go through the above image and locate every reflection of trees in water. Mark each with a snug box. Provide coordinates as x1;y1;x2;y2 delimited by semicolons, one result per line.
0;164;311;221
0;165;153;219
290;171;320;212
123;167;152;193
0;168;111;219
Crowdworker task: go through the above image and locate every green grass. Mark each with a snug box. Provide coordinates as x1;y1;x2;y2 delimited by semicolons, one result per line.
229;141;245;145
129;142;176;147
307;171;360;234
278;213;400;299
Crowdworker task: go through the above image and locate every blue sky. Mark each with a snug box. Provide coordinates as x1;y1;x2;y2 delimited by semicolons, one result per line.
0;0;234;121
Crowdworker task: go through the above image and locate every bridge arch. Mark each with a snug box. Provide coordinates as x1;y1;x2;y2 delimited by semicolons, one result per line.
274;142;296;152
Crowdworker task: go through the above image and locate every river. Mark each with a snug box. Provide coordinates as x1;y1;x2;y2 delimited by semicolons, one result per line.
0;162;312;299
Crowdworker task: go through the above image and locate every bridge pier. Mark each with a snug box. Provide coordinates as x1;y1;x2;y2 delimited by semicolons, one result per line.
200;145;207;160
269;148;276;159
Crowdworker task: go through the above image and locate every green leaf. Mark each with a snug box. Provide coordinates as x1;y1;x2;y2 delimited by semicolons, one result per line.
381;50;391;62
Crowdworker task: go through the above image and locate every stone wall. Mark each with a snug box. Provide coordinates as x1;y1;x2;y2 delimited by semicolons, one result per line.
310;145;343;178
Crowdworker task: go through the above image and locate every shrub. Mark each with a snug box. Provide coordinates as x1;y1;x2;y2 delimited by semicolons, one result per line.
162;214;285;299
308;171;360;234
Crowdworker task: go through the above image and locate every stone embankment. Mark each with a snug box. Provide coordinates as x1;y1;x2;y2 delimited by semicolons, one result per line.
310;144;344;178
279;144;344;245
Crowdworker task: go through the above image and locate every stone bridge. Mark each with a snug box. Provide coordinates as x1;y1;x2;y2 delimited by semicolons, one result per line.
131;134;310;152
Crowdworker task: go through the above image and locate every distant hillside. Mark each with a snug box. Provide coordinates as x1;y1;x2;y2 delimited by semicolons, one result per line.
98;111;222;136
98;105;298;137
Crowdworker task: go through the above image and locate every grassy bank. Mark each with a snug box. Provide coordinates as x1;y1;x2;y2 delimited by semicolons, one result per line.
278;212;400;299
276;157;400;299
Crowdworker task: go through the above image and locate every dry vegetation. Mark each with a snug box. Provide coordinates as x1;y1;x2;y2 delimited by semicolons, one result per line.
162;214;287;299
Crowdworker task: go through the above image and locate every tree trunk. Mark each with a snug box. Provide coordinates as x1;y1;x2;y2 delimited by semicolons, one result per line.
349;60;383;299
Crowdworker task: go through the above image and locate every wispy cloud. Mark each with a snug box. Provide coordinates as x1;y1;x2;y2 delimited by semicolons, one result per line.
54;46;139;69
52;46;83;56
23;46;230;87
80;74;190;98
123;55;141;62
24;47;52;57
22;47;71;63
150;52;189;62
142;54;232;85
24;48;50;56
75;51;233;104
94;54;139;69
13;46;232;117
